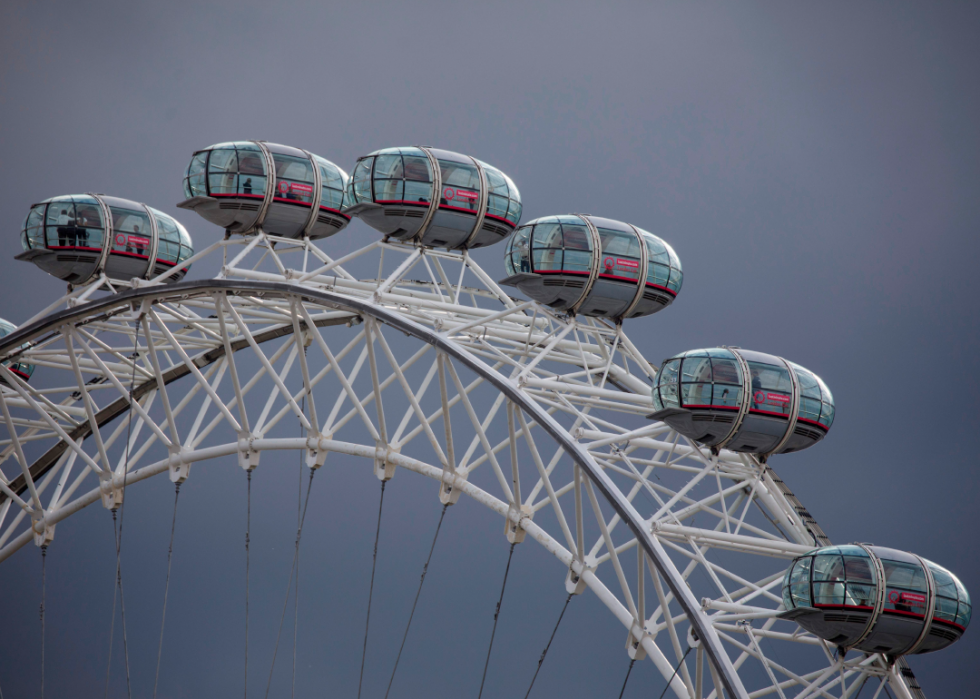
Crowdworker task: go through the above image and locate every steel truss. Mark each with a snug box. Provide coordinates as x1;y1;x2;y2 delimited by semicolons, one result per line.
0;232;925;699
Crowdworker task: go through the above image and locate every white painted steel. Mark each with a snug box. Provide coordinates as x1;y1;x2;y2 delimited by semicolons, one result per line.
0;234;928;699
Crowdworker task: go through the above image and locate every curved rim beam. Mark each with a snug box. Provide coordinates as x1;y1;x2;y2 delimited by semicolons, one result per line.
0;278;749;699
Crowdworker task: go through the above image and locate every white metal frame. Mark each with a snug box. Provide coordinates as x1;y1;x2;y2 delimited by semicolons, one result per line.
0;233;926;699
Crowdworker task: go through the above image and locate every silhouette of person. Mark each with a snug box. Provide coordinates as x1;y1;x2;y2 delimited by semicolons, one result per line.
57;209;71;246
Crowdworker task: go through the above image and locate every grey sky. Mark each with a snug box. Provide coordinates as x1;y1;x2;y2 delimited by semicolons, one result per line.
1;1;978;696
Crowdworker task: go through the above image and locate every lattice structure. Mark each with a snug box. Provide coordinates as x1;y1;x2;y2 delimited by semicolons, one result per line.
0;233;925;698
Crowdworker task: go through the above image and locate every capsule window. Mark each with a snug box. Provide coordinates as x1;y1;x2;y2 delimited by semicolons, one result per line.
677;383;703;406
488;194;509;219
184;152;208;198
747;361;792;414
681;356;712;382
883;561;928;591
813;554;845;581
647;262;670;288
156;218;180;263
662;240;683;293
656;359;681;409
373;154;405;202
711;384;740;408
46;203;76;247
659;382;679;409
272;154;315;204
349;157;374;204
74;200;104;250
789;583;812;608
374;154;404;180
204;146;267;198
931;567;957;598
659;359;680;385
404;156;431;182
390;154;432;204
320;183;344;211
881;560;929;615
375;177;403;202
207;149;239;194
486;168;522;225
783;557;812;609
239;151;265;175
22;205;45;249
110;207;151;257
532;223;564;273
712;358;741;385
562;224;592;274
533;221;562;248
507;226;531;275
598;228;641;281
845;583;875;607
680;356;713;408
813;581;845;606
438;161;480;210
843;556;874;583
485;169;510;220
790;557;811;585
817;376;835;428
956;602;972;627
150;210;192;266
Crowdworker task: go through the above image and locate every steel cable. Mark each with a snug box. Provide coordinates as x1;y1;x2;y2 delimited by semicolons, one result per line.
617;658;636;699
39;544;47;699
357;480;386;699
263;468;316;699
244;469;252;699
476;541;517;699
104;322;141;699
104;512;119;699
151;483;181;699
523;593;572;699
657;646;692;699
383;503;449;699
292;393;306;699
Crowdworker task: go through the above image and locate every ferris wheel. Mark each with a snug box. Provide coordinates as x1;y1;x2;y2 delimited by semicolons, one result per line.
0;142;968;699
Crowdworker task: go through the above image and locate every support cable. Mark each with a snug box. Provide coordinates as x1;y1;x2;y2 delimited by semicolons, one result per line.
292;393;306;699
105;322;140;699
244;469;252;699
106;509;134;699
151;483;182;699
357;481;387;699
656;646;692;699
617;658;636;699
104;513;119;699
522;592;572;699
476;541;517;699
263;468;316;699
383;503;449;699
40;544;48;699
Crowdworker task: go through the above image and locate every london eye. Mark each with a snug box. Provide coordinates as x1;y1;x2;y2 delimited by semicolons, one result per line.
0;139;968;699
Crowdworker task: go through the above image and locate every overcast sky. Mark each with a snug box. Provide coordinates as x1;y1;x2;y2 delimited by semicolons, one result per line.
1;1;979;697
